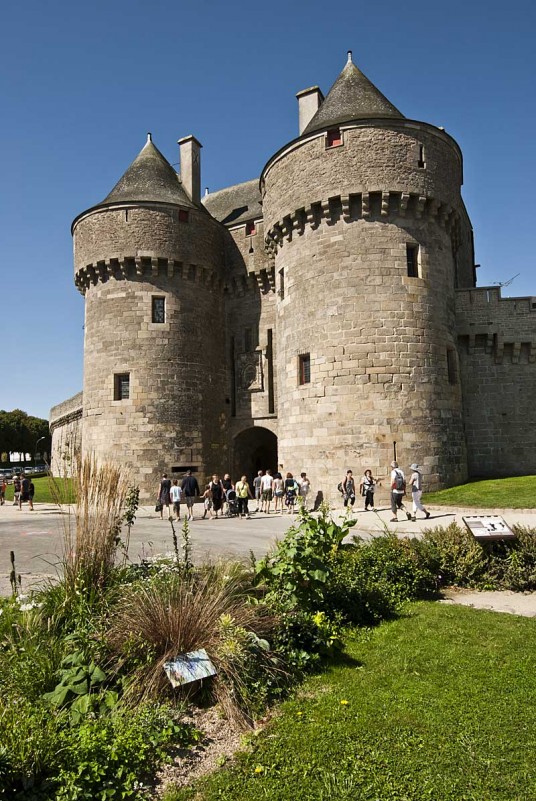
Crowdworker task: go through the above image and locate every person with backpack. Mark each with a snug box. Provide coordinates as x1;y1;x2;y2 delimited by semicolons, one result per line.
340;469;356;512
390;461;411;522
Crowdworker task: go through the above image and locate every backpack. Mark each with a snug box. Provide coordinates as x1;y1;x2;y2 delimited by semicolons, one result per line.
337;482;344;494
393;470;406;492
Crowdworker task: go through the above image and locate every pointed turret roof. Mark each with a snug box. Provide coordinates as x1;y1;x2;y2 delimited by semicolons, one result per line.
101;134;195;207
302;52;404;135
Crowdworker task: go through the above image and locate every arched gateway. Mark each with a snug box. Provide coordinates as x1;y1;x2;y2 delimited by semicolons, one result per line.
233;427;278;483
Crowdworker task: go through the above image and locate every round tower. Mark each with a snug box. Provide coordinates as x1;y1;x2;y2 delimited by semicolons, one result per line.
261;54;472;491
72;134;228;497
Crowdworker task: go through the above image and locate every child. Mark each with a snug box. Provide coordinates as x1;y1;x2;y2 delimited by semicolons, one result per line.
202;484;213;519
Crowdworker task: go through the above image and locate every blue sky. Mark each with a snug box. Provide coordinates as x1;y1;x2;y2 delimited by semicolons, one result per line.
1;0;535;420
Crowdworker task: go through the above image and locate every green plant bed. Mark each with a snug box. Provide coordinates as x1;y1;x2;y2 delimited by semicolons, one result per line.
423;475;536;508
3;475;76;504
168;602;536;801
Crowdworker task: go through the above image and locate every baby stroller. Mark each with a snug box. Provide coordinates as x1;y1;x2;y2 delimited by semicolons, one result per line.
225;488;240;517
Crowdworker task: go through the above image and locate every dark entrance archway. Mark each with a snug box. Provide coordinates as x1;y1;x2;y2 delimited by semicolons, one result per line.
233;427;278;484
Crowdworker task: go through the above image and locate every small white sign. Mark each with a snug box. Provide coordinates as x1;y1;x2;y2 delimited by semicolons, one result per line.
463;516;516;541
164;648;217;688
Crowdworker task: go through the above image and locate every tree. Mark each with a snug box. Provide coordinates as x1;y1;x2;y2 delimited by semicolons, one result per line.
0;410;51;462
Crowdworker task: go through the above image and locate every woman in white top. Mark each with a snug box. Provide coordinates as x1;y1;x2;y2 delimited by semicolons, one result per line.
272;473;284;513
359;470;377;511
409;463;431;521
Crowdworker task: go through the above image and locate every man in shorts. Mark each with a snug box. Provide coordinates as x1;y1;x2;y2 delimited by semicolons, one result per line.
253;470;263;512
260;469;273;514
181;469;200;521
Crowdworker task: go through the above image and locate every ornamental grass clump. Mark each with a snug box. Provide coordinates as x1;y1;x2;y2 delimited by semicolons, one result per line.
106;565;282;727
55;456;131;600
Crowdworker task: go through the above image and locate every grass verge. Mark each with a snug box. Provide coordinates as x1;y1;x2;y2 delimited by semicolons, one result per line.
423;475;536;508
167;602;536;801
3;475;75;504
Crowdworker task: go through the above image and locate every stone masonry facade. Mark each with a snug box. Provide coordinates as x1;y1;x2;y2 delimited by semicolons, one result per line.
50;54;536;499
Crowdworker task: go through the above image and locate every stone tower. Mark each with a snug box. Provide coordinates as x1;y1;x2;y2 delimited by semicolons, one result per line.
72;134;228;495
261;52;475;489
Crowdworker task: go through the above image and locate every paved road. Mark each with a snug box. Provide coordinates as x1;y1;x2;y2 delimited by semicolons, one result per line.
2;500;536;596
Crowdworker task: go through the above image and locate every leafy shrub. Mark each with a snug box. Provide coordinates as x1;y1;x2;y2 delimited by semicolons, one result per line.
255;505;356;610
324;535;437;624
270;608;344;676
419;523;536;591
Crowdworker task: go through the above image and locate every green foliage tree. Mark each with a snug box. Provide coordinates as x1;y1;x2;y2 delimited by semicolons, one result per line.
0;409;51;462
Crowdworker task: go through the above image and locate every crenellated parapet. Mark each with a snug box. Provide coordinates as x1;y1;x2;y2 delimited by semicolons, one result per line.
456;286;536;364
74;255;226;294
265;190;462;253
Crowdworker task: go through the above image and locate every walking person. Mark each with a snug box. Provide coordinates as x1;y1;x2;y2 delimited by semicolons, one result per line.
284;472;299;513
359;469;377;511
28;479;35;511
222;474;234;516
13;474;21;507
341;470;356;512
157;473;172;520
253;470;263;512
272;472;284;513
235;475;253;519
298;472;311;510
409;463;431;521
260;469;273;514
170;479;182;521
19;475;32;511
181;469;200;521
202;484;213;519
209;474;225;519
390;461;411;522
0;478;6;505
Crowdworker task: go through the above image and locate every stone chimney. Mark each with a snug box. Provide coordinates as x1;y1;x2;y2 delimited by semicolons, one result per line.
178;135;202;205
296;86;324;135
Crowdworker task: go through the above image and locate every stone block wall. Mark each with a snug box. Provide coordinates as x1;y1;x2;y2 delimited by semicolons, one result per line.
50;391;83;476
456;287;536;476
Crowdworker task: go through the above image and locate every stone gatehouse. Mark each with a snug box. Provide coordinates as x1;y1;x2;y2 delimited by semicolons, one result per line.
50;52;536;499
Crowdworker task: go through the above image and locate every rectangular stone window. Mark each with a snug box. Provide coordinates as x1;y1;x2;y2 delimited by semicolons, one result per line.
278;267;285;299
447;349;458;384
298;353;311;385
326;128;342;148
178;209;189;223
152;296;165;323
406;244;419;278
244;327;252;352
114;373;130;401
245;221;256;236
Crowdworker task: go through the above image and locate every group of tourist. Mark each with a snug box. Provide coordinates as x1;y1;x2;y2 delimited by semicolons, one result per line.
156;461;431;524
156;469;311;521
339;462;431;522
0;473;35;510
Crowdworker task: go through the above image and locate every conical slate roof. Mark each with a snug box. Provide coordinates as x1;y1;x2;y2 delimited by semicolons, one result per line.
101;134;195;207
303;53;404;135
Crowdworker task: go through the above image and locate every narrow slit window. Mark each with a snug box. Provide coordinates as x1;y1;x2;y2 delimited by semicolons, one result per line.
152;296;165;323
326;128;342;148
447;349;458;384
245;221;256;236
298;353;311;385
406;244;419;278
279;267;285;299
418;144;426;168
114;373;130;400
244;328;252;352
178;209;189;223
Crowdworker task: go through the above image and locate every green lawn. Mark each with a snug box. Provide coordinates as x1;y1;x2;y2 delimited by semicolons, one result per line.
170;603;536;801
3;475;76;504
423;475;536;508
